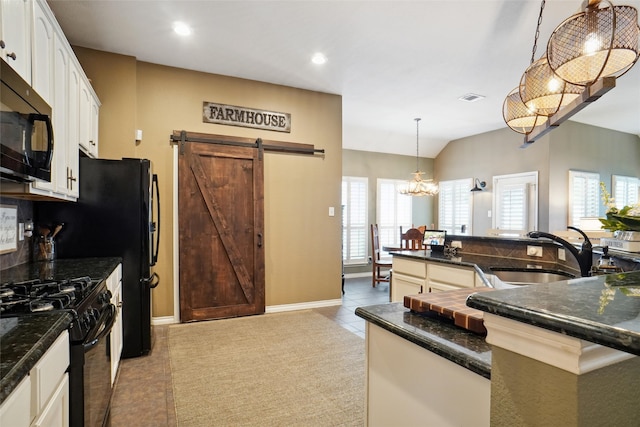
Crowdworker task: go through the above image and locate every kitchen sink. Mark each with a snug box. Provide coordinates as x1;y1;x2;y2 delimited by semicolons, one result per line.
489;268;575;286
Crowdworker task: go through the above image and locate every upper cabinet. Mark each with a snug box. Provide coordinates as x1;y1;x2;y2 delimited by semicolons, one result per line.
0;0;31;82
0;0;99;201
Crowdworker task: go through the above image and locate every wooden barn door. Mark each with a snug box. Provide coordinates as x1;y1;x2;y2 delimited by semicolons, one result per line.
178;139;265;322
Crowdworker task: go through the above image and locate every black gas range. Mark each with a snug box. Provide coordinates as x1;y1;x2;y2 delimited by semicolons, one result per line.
0;274;116;426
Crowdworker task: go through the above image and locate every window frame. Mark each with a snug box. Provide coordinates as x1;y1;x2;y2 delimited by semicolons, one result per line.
377;178;413;255
492;171;538;233
341;176;368;265
568;170;600;228
612;175;640;209
438;178;473;235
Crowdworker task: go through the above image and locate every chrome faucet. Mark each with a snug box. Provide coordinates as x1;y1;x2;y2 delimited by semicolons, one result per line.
527;226;593;277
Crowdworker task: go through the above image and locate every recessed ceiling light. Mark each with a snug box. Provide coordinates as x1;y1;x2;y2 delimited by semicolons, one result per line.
458;93;485;103
173;22;192;36
311;52;327;65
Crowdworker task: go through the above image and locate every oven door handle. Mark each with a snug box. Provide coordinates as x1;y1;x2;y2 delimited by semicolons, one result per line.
83;303;117;352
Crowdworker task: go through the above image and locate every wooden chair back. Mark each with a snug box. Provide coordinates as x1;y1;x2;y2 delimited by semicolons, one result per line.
370;224;392;287
400;227;424;250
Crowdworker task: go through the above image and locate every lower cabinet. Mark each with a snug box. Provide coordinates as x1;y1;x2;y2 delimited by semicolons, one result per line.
107;264;123;385
391;256;480;302
0;331;70;427
364;323;490;426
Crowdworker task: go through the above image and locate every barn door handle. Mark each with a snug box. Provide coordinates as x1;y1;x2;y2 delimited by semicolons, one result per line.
257;233;263;248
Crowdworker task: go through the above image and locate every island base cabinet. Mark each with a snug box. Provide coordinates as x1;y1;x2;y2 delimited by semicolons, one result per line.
391;272;423;302
365;323;489;427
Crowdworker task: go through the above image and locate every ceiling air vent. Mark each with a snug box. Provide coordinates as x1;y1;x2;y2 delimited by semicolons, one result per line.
458;93;486;103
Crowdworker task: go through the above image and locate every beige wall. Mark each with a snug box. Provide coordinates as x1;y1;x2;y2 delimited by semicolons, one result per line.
435;124;640;235
75;48;342;318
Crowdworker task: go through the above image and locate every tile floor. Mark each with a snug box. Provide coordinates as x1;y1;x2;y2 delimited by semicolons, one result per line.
108;276;388;426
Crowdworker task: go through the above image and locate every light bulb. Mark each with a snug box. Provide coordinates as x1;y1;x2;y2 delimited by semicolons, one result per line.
547;77;562;92
583;33;602;56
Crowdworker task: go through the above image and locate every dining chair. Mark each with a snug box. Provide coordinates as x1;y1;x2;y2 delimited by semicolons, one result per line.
400;227;424;250
370;224;392;288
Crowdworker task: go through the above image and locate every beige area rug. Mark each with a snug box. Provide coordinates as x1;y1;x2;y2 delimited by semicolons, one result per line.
168;310;365;426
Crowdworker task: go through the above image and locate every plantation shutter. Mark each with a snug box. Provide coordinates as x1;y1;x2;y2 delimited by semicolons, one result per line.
342;177;368;264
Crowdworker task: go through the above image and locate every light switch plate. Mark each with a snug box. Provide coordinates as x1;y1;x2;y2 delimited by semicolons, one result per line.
328;207;335;217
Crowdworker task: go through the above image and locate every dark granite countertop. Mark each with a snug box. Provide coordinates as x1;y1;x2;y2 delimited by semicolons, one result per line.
355;303;492;379
0;257;122;404
0;312;73;403
467;270;640;356
0;257;122;283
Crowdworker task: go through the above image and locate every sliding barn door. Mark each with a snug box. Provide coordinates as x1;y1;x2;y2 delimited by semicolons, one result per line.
178;140;265;322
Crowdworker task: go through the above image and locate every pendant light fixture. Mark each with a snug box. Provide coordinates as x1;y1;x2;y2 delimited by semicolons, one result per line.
547;0;639;86
519;55;584;116
504;0;639;141
399;118;438;197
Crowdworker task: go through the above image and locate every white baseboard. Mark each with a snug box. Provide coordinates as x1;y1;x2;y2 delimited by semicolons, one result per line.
266;298;342;313
152;315;179;325
153;300;343;323
344;272;372;279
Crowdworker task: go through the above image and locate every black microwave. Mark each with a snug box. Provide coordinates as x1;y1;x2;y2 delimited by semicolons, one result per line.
0;60;53;183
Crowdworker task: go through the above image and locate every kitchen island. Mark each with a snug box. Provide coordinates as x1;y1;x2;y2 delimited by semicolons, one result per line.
356;262;640;426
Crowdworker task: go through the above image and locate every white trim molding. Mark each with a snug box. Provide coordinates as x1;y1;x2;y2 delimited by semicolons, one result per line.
266;299;342;313
483;313;635;375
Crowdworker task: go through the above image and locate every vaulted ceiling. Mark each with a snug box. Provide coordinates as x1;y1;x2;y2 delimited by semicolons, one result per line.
48;0;640;157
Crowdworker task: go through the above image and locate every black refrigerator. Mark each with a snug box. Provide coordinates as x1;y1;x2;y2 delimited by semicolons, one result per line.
36;157;160;358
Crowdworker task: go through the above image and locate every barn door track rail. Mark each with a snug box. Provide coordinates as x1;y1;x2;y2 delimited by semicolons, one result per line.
170;130;325;157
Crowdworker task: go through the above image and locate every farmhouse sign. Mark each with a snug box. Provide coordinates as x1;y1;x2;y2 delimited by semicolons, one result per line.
203;102;291;133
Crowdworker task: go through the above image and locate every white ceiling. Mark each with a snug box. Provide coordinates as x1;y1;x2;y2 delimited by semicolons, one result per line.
47;0;640;158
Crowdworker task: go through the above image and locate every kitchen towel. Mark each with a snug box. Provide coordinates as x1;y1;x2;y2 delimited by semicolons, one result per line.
168;310;364;426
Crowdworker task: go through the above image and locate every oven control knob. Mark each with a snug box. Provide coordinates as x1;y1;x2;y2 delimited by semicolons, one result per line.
98;290;112;304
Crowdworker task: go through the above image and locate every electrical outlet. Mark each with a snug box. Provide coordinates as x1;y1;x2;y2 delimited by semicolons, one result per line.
450;240;462;249
527;245;543;257
558;248;566;261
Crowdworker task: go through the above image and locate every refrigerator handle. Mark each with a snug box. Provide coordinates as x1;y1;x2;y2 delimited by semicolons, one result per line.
152;173;160;266
142;272;160;289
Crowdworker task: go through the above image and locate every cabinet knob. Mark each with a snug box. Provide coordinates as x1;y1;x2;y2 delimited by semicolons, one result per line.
6;52;16;61
0;40;5;49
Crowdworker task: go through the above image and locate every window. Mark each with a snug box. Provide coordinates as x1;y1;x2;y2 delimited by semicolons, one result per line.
568;171;600;227
341;177;368;264
493;172;538;233
377;179;412;252
438;179;472;235
612;175;639;209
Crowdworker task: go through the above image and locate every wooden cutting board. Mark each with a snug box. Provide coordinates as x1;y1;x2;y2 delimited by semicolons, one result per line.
403;287;495;334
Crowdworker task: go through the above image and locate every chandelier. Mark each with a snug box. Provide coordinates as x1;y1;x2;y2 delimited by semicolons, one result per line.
399;118;438;197
504;0;639;139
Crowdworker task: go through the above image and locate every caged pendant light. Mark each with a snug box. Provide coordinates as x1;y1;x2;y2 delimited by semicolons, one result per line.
504;0;639;140
399;118;438;197
519;55;585;116
547;0;640;86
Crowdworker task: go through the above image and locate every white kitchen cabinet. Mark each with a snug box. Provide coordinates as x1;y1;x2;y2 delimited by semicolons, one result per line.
31;374;68;427
364;323;490;426
427;263;476;292
79;78;99;158
390;257;427;302
0;375;31;427
31;0;53;105
0;331;69;427
0;0;96;201
0;0;31;82
391;256;481;302
107;264;123;385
